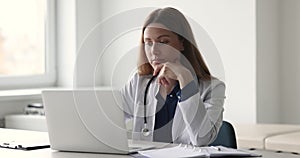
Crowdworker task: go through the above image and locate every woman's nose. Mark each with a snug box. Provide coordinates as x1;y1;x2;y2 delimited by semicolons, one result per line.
151;43;160;55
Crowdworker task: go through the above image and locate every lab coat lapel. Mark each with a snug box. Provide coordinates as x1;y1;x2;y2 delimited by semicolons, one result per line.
172;104;186;143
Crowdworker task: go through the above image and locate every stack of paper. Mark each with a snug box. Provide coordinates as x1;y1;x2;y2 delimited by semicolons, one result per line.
138;145;261;158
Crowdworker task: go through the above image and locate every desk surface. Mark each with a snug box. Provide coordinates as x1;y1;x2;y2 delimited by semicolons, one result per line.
0;128;299;158
0;148;299;158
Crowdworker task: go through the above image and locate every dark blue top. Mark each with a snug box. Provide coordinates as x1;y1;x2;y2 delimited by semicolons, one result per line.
154;82;181;130
153;83;181;143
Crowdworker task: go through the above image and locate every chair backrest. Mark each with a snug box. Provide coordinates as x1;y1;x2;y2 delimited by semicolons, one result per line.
209;121;237;149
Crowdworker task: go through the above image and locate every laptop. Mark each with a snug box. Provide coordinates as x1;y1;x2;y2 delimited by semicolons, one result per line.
42;88;154;154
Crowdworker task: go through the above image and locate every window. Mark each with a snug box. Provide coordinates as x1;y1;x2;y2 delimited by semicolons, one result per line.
0;0;56;89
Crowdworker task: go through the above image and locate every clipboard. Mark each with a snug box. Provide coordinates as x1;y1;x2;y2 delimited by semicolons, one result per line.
0;141;50;150
0;128;50;151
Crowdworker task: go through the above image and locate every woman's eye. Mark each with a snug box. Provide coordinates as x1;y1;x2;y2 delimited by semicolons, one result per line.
159;40;169;44
145;41;153;46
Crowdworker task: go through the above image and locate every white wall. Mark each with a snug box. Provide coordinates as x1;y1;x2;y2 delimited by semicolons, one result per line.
75;0;257;123
256;0;280;123
256;0;300;124
279;0;300;124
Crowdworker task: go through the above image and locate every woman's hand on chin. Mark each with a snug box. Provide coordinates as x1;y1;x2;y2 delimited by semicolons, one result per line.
153;60;193;92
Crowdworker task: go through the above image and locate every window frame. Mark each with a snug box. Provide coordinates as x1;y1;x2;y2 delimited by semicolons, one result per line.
0;0;56;90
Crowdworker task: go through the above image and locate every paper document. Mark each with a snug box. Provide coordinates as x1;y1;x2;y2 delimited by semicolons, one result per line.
0;141;50;150
0;128;50;150
138;145;262;158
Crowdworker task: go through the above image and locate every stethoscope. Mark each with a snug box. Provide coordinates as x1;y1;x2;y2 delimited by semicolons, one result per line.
141;75;157;136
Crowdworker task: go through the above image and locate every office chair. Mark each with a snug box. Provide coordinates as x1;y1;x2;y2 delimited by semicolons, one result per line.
209;121;237;149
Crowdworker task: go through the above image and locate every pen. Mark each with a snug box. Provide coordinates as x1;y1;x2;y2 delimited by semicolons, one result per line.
211;146;221;151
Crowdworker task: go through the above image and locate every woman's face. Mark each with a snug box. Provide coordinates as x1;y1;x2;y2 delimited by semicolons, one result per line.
143;23;184;70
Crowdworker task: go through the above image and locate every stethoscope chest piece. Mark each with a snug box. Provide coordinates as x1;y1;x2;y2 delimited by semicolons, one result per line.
141;123;150;136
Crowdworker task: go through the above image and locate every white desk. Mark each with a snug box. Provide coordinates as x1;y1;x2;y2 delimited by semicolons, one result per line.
1;147;300;158
0;128;299;158
0;148;130;158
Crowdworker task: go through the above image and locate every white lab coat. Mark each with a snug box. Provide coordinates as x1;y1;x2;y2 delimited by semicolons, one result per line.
121;73;225;146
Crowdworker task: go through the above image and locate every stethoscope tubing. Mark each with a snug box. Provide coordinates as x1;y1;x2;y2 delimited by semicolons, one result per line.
143;75;157;124
141;75;157;136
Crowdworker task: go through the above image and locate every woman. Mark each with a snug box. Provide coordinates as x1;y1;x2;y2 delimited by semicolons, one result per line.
121;7;225;146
